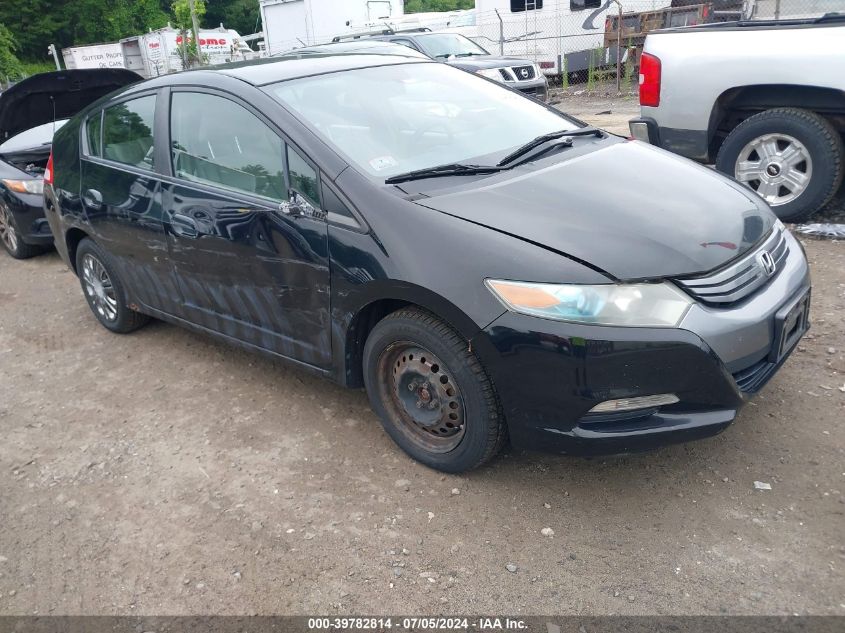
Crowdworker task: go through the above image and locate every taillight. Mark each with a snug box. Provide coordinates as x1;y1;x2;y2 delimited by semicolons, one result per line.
44;152;54;185
639;52;661;107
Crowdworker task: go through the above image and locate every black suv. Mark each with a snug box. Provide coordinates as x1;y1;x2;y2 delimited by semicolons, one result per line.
331;28;548;101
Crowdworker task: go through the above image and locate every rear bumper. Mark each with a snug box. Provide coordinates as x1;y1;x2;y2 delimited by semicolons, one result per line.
2;189;53;246
629;117;710;162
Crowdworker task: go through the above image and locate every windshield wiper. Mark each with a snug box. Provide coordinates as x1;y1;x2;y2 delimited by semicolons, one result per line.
496;126;604;167
384;162;503;184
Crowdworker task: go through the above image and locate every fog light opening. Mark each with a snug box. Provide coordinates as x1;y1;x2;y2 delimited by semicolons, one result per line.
589;393;679;414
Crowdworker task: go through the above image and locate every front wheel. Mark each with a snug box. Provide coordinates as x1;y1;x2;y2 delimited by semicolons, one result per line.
75;238;149;334
715;108;844;222
363;308;506;473
0;203;42;259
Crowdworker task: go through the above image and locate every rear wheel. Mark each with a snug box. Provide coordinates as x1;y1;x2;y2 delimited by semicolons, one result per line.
0;203;42;259
363;307;506;473
75;238;149;333
716;108;844;222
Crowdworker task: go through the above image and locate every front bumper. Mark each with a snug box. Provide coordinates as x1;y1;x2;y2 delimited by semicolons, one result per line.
2;189;53;246
513;78;549;101
474;231;810;456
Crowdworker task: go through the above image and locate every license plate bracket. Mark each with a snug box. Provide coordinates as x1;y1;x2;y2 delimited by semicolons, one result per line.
769;288;811;363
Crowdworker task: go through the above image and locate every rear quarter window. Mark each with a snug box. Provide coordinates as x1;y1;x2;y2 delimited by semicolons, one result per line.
86;111;102;157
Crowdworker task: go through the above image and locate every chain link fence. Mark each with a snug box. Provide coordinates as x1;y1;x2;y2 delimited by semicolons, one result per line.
470;0;845;89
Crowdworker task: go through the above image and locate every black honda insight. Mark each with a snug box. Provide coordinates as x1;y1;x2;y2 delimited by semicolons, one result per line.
44;54;811;472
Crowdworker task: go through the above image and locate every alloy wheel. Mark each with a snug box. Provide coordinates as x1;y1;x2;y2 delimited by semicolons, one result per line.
81;253;118;322
734;133;813;206
378;342;466;453
0;205;19;253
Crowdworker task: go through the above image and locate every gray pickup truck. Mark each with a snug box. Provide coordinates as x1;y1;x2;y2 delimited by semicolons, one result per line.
629;13;845;222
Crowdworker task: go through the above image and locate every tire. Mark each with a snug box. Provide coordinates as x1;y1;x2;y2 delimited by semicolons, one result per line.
363;307;506;473
75;238;149;334
715;108;844;223
0;202;42;259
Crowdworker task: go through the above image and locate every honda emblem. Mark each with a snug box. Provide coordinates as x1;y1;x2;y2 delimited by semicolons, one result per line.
757;251;776;277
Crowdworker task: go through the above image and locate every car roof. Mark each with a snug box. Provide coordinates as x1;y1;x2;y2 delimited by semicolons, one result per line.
278;40;429;59
214;53;431;86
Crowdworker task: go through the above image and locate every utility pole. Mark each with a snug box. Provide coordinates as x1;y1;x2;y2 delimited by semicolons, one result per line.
495;9;504;56
47;44;61;70
188;0;202;66
611;0;622;94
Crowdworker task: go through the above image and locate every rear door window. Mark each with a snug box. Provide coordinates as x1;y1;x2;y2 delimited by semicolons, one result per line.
102;95;156;169
169;91;285;201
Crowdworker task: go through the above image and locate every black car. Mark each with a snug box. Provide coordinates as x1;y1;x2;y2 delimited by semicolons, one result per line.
45;54;810;472
330;29;549;100
0;69;140;258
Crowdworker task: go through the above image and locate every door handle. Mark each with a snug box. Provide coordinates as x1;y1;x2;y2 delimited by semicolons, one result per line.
170;212;199;238
82;188;103;210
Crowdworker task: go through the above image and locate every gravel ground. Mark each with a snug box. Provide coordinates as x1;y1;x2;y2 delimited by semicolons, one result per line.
0;101;843;617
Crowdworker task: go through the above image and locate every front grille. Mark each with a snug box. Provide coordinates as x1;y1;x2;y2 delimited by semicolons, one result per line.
674;227;789;305
510;65;536;81
732;358;778;394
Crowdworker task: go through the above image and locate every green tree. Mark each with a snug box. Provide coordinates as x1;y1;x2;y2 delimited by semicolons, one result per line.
205;0;260;36
404;0;475;12
172;0;206;31
0;22;24;83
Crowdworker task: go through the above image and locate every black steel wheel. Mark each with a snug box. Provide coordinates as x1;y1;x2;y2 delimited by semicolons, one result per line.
75;238;149;334
363;307;506;472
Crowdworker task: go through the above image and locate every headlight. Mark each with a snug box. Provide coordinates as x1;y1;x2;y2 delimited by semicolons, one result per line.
476;68;505;83
2;178;44;195
485;279;693;327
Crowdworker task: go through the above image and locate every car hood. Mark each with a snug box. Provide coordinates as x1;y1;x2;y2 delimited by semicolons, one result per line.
447;56;536;71
414;140;775;281
0;68;141;142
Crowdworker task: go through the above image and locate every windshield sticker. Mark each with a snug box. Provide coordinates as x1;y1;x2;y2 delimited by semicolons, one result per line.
369;156;399;171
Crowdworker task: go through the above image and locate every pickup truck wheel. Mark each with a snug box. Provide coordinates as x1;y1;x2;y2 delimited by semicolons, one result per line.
75;238;149;334
363;307;506;473
716;108;844;222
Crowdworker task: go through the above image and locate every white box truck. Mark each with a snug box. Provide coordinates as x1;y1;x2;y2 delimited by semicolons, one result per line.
61;43;126;70
119;26;255;79
260;0;404;55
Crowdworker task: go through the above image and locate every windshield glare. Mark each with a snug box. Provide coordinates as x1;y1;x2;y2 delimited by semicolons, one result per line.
417;33;488;58
267;63;576;179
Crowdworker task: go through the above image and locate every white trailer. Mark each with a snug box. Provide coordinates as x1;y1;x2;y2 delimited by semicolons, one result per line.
120;27;254;79
61;43;126;70
260;0;404;55
474;0;671;75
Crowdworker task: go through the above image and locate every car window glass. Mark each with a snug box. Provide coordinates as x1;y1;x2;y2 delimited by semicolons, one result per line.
390;38;420;52
287;145;320;205
170;92;285;201
102;95;156;169
321;181;354;219
268;63;575;179
86;113;102;157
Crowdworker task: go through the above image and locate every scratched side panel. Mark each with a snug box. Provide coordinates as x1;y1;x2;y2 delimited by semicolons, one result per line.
161;181;332;368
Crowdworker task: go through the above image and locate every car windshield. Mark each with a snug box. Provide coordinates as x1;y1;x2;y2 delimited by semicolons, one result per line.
415;33;488;58
266;63;576;179
0;119;69;153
